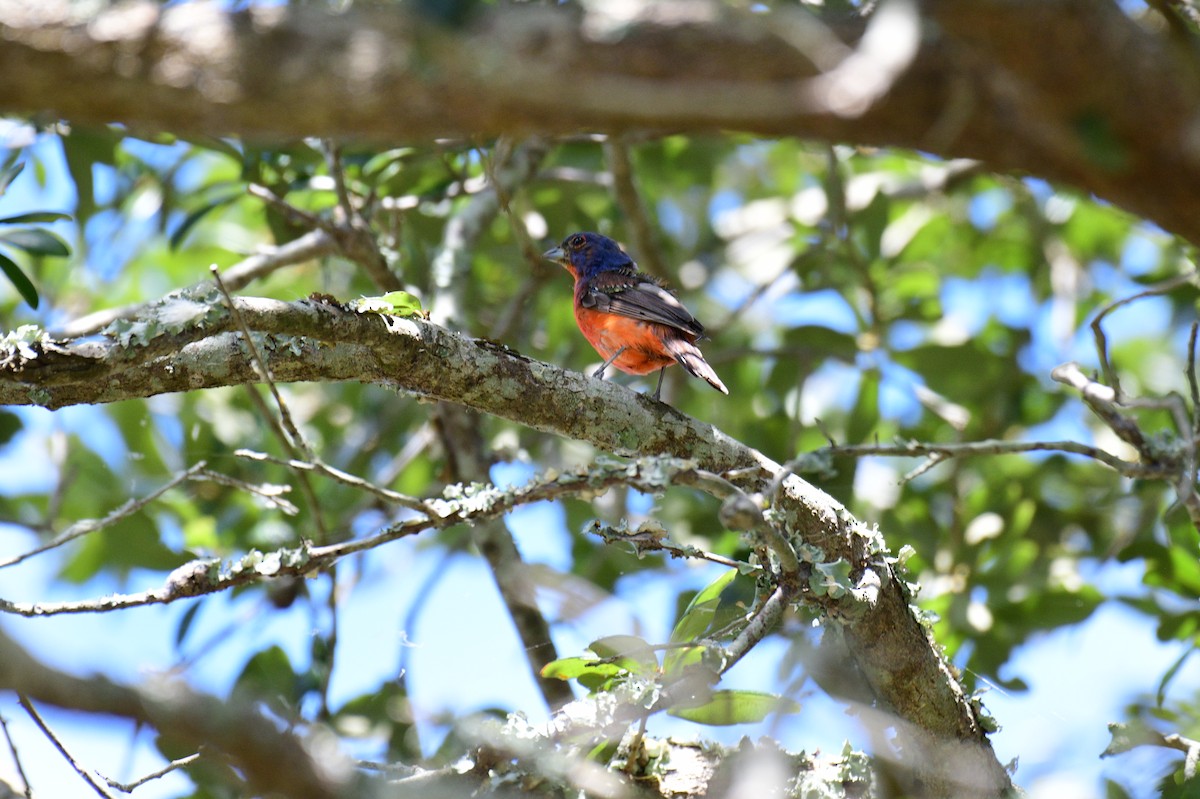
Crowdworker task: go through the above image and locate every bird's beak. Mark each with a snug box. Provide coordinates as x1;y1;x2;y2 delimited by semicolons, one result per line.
543;245;566;263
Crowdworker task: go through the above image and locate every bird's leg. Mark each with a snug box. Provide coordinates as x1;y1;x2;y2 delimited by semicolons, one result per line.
651;367;667;401
593;347;627;380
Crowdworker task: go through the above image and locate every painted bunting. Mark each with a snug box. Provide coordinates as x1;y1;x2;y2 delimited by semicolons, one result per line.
543;232;728;400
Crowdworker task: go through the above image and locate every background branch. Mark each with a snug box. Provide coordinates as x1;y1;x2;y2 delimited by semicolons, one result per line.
0;631;350;799
2;2;1200;246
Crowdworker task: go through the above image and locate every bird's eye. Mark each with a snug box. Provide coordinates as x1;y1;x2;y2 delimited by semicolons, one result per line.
569;235;586;249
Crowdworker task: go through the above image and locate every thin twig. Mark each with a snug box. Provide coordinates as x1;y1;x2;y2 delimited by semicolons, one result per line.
212;265;330;540
1090;269;1198;397
604;137;670;280
374;421;436;486
1052;362;1154;457
900;453;946;483
1170;733;1200;779
0;713;32;799
17;695;115;799
622;714;651;776
483;137;556;342
820;427;1164;478
721;585;791;675
317;568;339;721
0;462;209;569
1187;321;1200;441
98;752;201;793
193;467;300;515
587;522;752;571
323;141;357;221
234;448;435;515
0;457;734;617
320;140;404;291
247;184;327;232
212;266;311;459
676;469;798;576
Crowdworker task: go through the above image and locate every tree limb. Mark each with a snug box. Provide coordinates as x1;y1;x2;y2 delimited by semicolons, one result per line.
2;1;1199;246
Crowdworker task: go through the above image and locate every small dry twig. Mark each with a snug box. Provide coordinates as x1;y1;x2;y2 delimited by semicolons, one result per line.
98;752;202;794
18;696;114;799
0;713;31;799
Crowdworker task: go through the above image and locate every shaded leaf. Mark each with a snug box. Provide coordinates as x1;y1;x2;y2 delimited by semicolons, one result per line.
234;645;300;716
588;634;658;674
669;569;737;646
0;160;24;195
0;211;72;224
174;602;203;651
0;250;38;308
169;192;241;250
0;228;70;257
1157;647;1194;708
667;690;800;726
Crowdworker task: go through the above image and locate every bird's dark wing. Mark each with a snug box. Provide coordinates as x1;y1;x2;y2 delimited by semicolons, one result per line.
579;270;705;337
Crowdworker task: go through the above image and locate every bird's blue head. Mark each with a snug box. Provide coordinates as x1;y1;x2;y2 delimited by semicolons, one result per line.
543;232;633;280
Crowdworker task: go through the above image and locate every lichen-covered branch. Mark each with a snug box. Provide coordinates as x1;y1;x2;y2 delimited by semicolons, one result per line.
0;457;714;617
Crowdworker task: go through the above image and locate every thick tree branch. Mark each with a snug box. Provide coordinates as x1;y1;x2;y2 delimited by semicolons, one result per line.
1;1;1199;246
0;298;1010;796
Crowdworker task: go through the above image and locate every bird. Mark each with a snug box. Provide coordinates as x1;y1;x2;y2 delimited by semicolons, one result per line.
543;232;728;401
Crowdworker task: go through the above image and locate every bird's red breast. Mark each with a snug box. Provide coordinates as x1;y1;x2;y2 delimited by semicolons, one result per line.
572;305;679;376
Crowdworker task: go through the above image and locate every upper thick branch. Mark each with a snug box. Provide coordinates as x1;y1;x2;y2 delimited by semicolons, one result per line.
2;1;1200;244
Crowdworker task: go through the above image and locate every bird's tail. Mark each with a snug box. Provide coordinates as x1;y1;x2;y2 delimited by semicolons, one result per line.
666;339;729;395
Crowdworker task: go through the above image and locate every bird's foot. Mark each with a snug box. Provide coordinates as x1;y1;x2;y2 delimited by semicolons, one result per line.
650;367;667;401
592;347;627;381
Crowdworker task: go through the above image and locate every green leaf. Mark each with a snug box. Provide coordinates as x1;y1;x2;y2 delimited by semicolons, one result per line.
669;569;737;646
846;367;880;444
0;160;24;195
586;739;620;765
1157;647;1194;708
0;211;72;224
169;193;240;250
0;228;70;257
0;410;20;446
540;656;625;682
665;569;752;675
62;126;122;224
234;645;300;715
854;190;891;262
0;250;38;308
334;681;418;761
667;690;800;726
174;602;203;650
588;634;659;674
363;147;416;178
183;134;245;164
350;291;425;316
